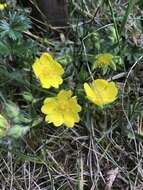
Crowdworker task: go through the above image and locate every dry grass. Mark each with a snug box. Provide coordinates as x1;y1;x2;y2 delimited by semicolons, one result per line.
0;0;143;189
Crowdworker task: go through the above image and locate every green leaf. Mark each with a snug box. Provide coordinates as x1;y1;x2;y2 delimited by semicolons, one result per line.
0;41;10;55
0;12;31;40
7;125;30;138
110;61;117;71
103;66;108;74
22;91;34;102
3;101;31;125
4;101;20;122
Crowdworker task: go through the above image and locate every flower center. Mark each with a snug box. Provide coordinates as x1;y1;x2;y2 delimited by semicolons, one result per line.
96;53;113;66
58;100;70;112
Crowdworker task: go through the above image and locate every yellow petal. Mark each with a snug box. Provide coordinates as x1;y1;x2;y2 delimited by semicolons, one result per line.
92;79;112;106
32;58;41;77
63;112;75;128
41;90;81;128
44;97;56;104
57;90;72;100
69;97;81;112
107;82;118;98
41;99;57;114
40;76;51;89
46;111;64;127
84;79;118;106
73;113;80;123
40;52;54;63
84;83;95;98
40;53;64;75
32;53;64;89
49;77;63;88
54;62;64;75
92;79;108;92
99;82;118;104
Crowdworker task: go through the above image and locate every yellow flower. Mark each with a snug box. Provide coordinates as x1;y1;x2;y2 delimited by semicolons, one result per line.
95;53;113;68
0;3;7;10
84;79;118;106
32;52;64;89
41;90;81;128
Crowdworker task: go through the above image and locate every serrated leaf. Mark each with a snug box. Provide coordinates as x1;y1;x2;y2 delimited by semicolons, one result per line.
0;12;31;40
